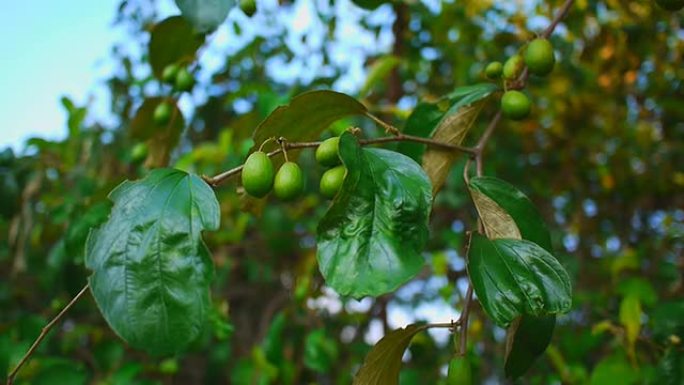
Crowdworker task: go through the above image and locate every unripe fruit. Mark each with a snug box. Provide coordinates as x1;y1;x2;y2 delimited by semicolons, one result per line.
525;38;555;76
485;61;503;79
274;162;304;201
655;0;684;10
446;357;472;385
320;165;346;199
161;64;180;84
131;143;149;163
241;151;274;198
315;137;341;167
175;68;194;92
501;90;531;120
503;54;524;80
240;0;257;16
153;102;172;126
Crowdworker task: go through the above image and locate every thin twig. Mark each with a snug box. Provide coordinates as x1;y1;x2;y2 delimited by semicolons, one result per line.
458;285;474;355
202;135;475;187
7;283;90;385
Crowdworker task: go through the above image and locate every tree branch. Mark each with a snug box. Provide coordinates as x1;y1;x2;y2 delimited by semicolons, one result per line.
7;283;90;385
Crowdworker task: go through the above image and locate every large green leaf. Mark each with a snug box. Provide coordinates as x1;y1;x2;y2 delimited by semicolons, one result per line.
316;132;432;298
148;16;205;79
353;324;428;385
421;83;497;194
468;175;555;379
468;176;552;252
85;168;220;355
467;234;572;328
175;0;234;32
251;90;366;154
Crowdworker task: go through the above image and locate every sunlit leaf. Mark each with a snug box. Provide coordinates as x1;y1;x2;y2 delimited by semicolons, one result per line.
317;132;432;298
353;324;428;385
359;55;401;97
85;168;220;355
467;234;572;328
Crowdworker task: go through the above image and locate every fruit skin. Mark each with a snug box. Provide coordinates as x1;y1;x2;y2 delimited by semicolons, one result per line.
525;38;555;76
501;90;532;120
161;64;180;84
655;0;684;11
240;0;257;16
485;61;503;79
446;357;472;385
503;54;524;80
153;102;172;126
320;165;346;199
315;137;341;167
174;68;194;92
130;143;149;163
241;151;275;198
274;162;304;201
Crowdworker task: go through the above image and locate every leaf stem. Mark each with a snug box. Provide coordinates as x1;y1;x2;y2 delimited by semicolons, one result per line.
7;283;90;385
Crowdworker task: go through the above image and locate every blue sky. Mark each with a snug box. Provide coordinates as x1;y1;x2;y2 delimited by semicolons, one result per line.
0;0;120;152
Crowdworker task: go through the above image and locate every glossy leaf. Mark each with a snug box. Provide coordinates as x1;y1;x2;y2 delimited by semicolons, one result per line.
317;132;432;298
148;16;205;79
85;168;220;355
468;176;552;252
503;315;556;379
353;324;428;385
467;234;572;328
422;83;497;194
175;0;234;32
251;90;366;158
619;294;641;359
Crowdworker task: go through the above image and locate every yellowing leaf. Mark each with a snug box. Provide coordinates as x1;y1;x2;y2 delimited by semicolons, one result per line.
352;324;428;385
470;188;521;240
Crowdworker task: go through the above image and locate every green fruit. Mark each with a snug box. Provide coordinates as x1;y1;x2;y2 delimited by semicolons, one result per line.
319;165;345;199
446;357;472;385
315;137;340;167
153;102;172;126
131;143;148;163
655;0;684;10
161;64;180;84
503;54;524;80
525;38;555;76
274;162;304;201
501;90;531;120
175;68;194;92
484;61;503;79
240;0;257;16
241;151;274;198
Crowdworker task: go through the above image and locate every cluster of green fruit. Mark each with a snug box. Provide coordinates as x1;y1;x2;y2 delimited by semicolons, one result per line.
240;137;346;200
153;64;195;126
484;38;555;121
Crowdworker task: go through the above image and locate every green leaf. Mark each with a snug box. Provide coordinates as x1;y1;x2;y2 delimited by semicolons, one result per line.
503;315;556;379
656;347;684;385
397;102;444;163
304;328;339;373
467;176;556;378
85;168;220;355
353;324;428;385
619;294;642;357
34;359;88;385
617;277;657;306
351;0;389;9
175;0;235;32
252;90;366;157
359;55;401;97
130;98;185;167
422;83;497;194
149;16;205;79
467;234;572;328
446;356;473;385
589;354;640;385
317;133;432;298
468;176;552;252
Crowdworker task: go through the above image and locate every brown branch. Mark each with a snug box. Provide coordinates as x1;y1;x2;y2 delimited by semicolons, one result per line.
7;283;90;385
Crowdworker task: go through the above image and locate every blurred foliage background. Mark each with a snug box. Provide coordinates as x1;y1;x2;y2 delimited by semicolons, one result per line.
1;0;683;384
